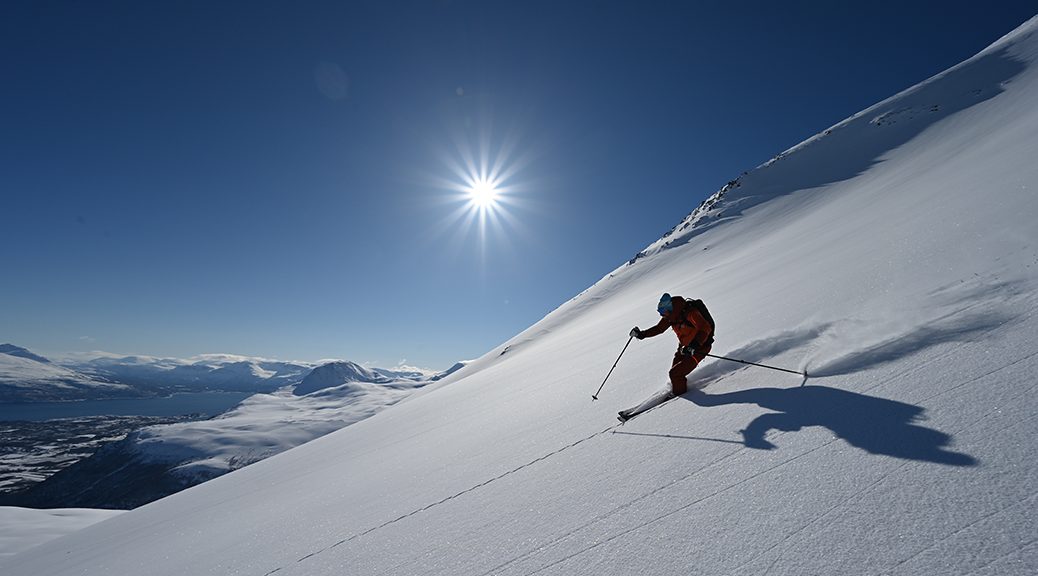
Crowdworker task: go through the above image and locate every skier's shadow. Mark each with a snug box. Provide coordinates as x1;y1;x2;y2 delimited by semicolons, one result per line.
686;385;977;466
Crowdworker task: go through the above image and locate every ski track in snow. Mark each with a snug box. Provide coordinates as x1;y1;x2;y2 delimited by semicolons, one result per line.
707;342;1038;576
753;388;1038;576
262;297;1037;576
878;492;1038;576
969;539;1038;576
258;339;1038;576
262;423;621;576
249;296;1038;576
515;366;1038;576
489;342;1038;576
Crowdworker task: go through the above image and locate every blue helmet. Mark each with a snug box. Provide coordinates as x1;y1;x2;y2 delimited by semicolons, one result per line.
657;293;673;316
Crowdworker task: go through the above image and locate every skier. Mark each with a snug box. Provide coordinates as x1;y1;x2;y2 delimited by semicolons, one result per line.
630;293;715;396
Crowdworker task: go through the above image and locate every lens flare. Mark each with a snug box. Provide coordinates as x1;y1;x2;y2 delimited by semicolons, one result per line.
468;178;500;209
425;106;540;264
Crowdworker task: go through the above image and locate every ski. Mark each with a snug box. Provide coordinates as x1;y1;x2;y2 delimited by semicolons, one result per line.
617;390;676;423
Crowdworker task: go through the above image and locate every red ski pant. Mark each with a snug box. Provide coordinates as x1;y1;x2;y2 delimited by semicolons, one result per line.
670;342;711;395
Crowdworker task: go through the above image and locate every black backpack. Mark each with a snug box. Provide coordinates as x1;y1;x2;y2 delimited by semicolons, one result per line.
683;298;715;332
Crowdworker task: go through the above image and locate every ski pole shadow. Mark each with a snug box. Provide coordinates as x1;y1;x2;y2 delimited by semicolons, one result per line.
685;385;977;466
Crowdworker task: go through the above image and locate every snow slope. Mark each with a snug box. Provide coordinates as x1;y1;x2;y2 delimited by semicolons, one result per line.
6;16;1038;576
0;507;124;560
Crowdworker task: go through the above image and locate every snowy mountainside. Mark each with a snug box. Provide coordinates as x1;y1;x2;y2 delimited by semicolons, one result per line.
0;347;135;402
0;349;315;403
63;352;314;393
5;16;1038;576
0;344;49;364
631;27;1029;265
293;360;389;395
0;507;124;561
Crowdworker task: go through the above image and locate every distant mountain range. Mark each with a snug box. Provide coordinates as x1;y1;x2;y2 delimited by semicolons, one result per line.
0;344;50;364
0;344;464;403
3;350;468;509
0;346;135;403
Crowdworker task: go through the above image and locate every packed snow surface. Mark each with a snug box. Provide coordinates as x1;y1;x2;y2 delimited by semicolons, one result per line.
0;507;124;561
6;16;1038;576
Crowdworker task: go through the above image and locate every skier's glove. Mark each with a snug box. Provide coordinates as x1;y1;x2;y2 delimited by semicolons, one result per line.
630;327;643;339
679;345;695;357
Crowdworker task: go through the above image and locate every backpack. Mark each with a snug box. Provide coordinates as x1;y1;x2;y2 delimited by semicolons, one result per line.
683;298;715;332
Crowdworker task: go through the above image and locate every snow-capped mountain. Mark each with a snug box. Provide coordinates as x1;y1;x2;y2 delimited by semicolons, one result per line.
8;360;436;510
429;360;468;381
6;15;1038;576
0;345;50;364
0;346;135;403
293;360;389;395
63;353;314;393
1;347;316;402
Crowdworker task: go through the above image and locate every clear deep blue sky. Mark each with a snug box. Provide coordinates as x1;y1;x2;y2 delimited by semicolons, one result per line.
2;1;1035;369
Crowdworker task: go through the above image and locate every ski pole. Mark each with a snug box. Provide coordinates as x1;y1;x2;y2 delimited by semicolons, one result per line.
592;335;634;401
705;353;807;377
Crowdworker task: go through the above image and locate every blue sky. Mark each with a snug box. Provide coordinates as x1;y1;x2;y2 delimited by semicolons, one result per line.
2;1;1035;369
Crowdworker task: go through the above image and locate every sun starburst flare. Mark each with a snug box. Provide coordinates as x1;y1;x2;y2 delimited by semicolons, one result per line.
425;111;540;262
468;177;500;210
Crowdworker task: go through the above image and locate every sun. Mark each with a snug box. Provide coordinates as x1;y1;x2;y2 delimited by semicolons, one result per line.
468;178;500;210
427;108;537;258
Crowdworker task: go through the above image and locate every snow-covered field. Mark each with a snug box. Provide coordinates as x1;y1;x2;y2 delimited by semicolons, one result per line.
4;15;1038;576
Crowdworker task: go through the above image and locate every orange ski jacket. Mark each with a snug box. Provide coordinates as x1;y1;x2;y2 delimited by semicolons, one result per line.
640;296;714;348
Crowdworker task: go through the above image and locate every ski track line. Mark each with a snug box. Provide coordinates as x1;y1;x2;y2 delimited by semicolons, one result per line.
878;492;1038;576
701;344;1033;572
753;370;1038;576
471;370;808;576
269;374;757;576
965;537;1038;575
758;409;1038;576
519;436;845;576
516;350;1038;576
258;423;620;576
258;326;1038;576
748;459;918;576
478;341;1004;576
474;436;755;576
744;361;1012;575
745;367;1038;576
841;300;1037;402
909;347;1038;409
